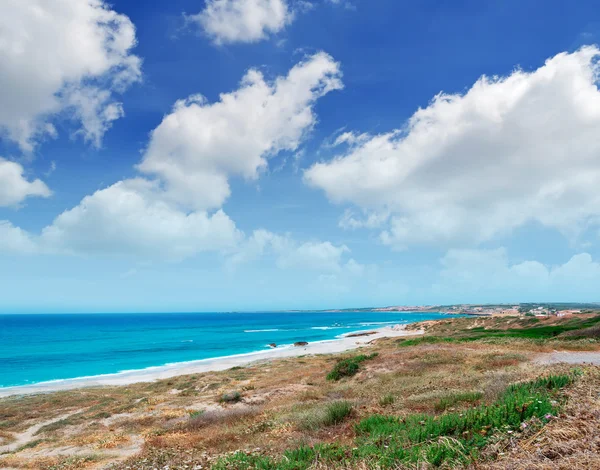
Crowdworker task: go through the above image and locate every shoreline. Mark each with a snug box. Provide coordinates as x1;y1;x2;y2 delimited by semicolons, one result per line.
0;325;423;399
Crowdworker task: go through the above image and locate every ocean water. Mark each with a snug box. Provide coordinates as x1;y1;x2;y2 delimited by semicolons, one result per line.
0;311;448;388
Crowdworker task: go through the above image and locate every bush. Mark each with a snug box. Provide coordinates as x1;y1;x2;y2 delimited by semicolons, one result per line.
219;391;242;403
326;353;378;381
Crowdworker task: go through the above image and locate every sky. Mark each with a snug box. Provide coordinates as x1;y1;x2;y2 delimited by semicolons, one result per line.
2;0;600;313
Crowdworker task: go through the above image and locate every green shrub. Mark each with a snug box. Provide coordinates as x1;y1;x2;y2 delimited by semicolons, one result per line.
188;410;205;419
326;353;378;381
219;391;242;403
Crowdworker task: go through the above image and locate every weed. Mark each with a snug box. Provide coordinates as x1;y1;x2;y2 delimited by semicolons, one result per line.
326;353;378;381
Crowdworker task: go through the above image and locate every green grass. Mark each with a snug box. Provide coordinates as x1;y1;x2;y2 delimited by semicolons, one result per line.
434;391;483;411
398;315;600;346
212;372;577;469
323;401;353;426
326;353;378;381
295;401;354;431
188;410;205;419
397;336;457;347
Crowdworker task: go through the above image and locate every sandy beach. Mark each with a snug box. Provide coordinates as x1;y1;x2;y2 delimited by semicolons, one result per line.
0;325;422;398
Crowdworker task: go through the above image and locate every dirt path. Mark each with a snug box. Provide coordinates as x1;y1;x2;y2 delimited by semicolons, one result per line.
535;351;600;365
0;410;81;455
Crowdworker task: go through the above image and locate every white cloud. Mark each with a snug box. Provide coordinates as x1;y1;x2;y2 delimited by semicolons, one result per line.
339;208;390;230
305;47;600;249
0;0;141;151
139;52;342;210
229;229;361;273
0;158;51;207
0;221;38;254
40;179;241;260
434;248;600;301
189;0;292;45
0;53;342;262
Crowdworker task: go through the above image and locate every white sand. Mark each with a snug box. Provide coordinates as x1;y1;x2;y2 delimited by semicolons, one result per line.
0;325;422;398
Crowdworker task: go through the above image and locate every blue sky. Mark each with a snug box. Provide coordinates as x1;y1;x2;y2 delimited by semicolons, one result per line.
2;0;600;312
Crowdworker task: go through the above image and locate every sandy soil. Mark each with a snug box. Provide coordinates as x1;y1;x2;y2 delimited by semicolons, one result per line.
0;410;81;454
0;325;422;398
535;350;600;365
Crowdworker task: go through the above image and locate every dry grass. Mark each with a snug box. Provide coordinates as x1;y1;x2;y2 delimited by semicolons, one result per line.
481;366;600;469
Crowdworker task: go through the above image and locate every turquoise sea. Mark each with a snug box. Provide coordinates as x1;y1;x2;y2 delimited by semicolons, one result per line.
0;311;448;388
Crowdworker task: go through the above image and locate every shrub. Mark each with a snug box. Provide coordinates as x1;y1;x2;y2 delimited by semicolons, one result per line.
326;353;378;381
219;391;242;403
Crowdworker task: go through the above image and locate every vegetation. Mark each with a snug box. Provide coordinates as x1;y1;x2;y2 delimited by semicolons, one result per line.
213;372;576;469
323;400;353;426
326;353;378;381
379;393;395;407
434;391;482;411
219;391;242;403
400;314;600;345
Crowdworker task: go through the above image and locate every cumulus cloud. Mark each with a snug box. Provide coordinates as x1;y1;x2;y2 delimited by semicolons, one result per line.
0;54;342;262
0;221;38;254
139;52;342;210
0;158;51;207
0;0;141;151
434;248;600;301
305;47;600;249
228;229;362;273
40;179;241;260
188;0;292;45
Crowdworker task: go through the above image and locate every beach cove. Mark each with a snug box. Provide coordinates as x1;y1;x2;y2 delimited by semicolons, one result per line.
0;311;446;396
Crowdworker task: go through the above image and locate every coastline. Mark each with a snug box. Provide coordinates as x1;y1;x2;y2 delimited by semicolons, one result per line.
0;325;422;399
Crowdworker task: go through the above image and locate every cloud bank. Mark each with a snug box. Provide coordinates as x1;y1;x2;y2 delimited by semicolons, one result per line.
306;47;600;249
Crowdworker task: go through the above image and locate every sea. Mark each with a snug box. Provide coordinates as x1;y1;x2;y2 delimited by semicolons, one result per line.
0;311;448;389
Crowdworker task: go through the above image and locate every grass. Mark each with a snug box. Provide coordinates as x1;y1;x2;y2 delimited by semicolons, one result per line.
405;314;600;345
379;393;395;407
326;353;378;381
434;391;483;411
294;401;354;431
323;401;353;426
213;372;577;469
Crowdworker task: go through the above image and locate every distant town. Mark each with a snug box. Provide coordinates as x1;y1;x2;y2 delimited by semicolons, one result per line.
319;303;600;317
368;303;600;317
